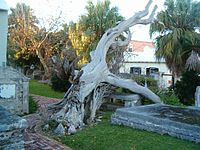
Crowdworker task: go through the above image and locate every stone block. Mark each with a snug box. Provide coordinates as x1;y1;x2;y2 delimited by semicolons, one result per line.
54;123;65;135
0;106;28;150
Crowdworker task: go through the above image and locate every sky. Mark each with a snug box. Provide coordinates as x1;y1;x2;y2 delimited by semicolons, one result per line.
4;0;165;41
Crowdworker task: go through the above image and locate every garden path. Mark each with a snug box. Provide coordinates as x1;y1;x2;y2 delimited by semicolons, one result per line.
23;95;71;150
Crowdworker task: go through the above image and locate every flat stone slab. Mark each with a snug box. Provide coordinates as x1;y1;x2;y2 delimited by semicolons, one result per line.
111;104;200;143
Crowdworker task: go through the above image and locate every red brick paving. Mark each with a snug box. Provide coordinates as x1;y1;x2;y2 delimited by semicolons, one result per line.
23;95;71;150
24;131;69;150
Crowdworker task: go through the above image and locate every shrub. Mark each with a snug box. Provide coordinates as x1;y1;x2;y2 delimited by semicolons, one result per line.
174;70;200;105
51;73;71;92
29;96;38;114
132;75;158;92
48;119;59;130
157;90;183;106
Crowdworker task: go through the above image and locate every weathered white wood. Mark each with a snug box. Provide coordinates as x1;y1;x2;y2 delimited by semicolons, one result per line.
106;73;161;103
50;0;160;134
78;0;158;103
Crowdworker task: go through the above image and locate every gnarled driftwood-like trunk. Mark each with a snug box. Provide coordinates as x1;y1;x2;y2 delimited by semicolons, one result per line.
49;0;161;134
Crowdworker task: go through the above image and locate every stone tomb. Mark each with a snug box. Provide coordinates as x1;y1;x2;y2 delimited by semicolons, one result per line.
0;67;29;114
111;104;200;143
0;106;28;149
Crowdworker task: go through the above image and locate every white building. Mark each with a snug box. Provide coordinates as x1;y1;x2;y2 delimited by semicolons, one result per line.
120;40;172;88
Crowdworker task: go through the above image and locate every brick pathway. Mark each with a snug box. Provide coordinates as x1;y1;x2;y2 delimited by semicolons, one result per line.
23;95;71;150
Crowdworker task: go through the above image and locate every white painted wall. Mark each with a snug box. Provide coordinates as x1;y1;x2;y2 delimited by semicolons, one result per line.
120;43;172;88
0;0;9;10
0;5;8;67
120;62;172;88
120;62;169;74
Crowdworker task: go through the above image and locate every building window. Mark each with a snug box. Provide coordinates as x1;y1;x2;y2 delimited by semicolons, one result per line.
130;67;141;75
128;47;132;52
127;43;133;52
146;67;159;76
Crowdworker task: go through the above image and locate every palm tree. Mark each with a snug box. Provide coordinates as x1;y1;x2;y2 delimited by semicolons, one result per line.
68;0;124;64
150;0;200;77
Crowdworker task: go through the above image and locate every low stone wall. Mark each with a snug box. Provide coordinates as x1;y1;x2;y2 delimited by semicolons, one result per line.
0;106;28;150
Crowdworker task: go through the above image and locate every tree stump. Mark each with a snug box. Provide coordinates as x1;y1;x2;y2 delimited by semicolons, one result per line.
49;0;161;134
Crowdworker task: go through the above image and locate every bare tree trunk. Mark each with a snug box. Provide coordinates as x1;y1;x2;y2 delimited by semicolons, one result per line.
37;51;51;80
49;0;160;134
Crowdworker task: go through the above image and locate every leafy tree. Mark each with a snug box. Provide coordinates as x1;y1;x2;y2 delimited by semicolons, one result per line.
8;3;39;68
32;24;70;79
68;0;124;64
174;70;200;105
150;0;200;77
8;3;70;79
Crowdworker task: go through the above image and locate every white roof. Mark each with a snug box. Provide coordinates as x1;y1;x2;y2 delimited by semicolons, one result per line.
0;0;9;11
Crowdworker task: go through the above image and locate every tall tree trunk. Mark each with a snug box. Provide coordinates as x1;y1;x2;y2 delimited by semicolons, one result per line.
37;50;51;80
49;0;160;134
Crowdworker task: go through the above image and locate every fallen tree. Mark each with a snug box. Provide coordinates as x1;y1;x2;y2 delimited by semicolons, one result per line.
49;0;161;134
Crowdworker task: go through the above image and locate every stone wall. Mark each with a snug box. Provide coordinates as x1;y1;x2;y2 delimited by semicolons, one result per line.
195;86;200;107
0;67;29;114
0;106;28;150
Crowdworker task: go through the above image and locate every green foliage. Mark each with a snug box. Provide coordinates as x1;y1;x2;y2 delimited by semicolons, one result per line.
48;120;59;131
174;70;200;105
8;3;73;80
157;90;184;106
29;96;38;114
68;0;124;64
55;112;200;150
8;3;39;65
116;76;158;93
150;0;200;75
29;80;64;99
132;76;158;91
51;73;71;92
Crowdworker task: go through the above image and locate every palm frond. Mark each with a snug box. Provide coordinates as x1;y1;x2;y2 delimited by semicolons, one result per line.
185;50;200;72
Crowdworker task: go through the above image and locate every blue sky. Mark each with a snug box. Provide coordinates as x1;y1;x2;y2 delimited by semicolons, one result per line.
5;0;165;41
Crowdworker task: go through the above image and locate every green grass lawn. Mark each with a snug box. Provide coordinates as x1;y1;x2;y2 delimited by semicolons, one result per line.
29;80;200;150
56;112;200;150
29;80;65;99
